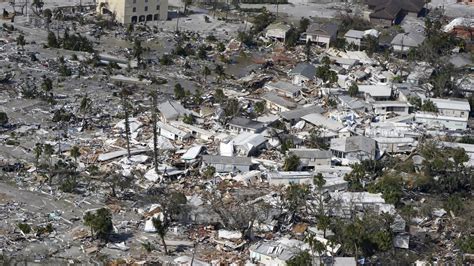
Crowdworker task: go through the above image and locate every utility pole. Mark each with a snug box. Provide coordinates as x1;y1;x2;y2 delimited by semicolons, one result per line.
276;0;279;18
175;6;180;32
25;0;29;22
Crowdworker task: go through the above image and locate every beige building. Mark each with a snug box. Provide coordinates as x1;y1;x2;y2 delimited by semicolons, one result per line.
97;0;168;24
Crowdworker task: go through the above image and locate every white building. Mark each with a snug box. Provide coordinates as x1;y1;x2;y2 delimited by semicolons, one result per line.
391;32;426;53
288;148;332;169
358;85;392;100
415;98;470;130
264;80;301;98
288;63;316;86
373;101;412;116
157;121;191;141
249;239;306;266
303;23;339;49
97;0;168;24
265;22;291;42
344;29;364;47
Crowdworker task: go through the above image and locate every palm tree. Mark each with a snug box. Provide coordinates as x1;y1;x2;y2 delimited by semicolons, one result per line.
44;143;54;184
70;145;80;164
31;0;43;13
152;217;169;254
43;143;54;166
202;66;211;83
183;0;192;14
33;143;43;167
120;88;132;158
214;64;225;83
16;34;26;50
53;9;64;39
305;234;326;265
132;38;143;65
43;9;52;31
79;93;92;129
150;90;159;175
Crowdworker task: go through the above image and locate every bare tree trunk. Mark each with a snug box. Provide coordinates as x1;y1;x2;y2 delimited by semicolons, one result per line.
161;235;168;254
175;7;180;32
121;93;131;158
151;91;159;174
191;242;197;265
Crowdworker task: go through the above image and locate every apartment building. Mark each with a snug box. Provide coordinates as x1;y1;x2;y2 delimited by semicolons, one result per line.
97;0;168;24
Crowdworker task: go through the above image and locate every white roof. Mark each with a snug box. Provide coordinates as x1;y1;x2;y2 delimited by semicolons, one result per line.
358;85;392;97
181;145;203;160
157;121;189;137
344;29;364;39
373;101;411;108
329;191;386;204
443;17;474;32
429;98;471;111
301;113;344;132
232;132;267;147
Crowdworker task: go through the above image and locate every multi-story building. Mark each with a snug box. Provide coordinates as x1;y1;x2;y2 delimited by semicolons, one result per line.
97;0;168;24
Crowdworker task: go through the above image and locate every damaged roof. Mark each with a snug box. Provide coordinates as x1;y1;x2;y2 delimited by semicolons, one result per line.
330;136;376;154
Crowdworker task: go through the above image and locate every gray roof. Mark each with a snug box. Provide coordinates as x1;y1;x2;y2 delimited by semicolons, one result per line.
262;92;297;109
228;117;266;130
301;113;345;132
288;148;332;159
330;136;376;154
338;95;367;110
265;81;301;95
202;155;252;165
266;22;292;32
158;100;189;121
280;105;324;121
344;29;365;39
391;33;426;47
289;63;316;79
306;23;339;38
448;53;474;69
250;242;299;261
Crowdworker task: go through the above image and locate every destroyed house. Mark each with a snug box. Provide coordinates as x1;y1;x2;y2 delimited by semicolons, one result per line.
367;0;425;26
201;155;253;173
373;101;412;116
303;23;339;49
301;113;346;136
288;148;332;169
156;121;191;141
267;171;314;186
228;117;266;134
358;84;392;100
249;241;302;266
344;30;365;46
265;81;301;98
231;132;268;156
374;137;417;154
391;32;426;52
280;105;324;124
337;95;369;111
329;191;395;217
288;63;316;86
415;98;471;130
265;22;292;42
262;92;297;112
158;100;192;122
330;136;377;161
